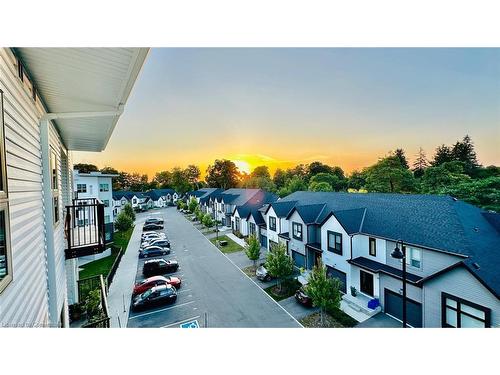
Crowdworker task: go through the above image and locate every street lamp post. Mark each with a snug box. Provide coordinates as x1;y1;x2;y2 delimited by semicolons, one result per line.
391;239;407;328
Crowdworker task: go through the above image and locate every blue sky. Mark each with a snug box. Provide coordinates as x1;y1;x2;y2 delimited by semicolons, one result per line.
75;48;500;176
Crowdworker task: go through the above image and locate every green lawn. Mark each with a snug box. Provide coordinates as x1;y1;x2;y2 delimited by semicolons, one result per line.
79;247;121;280
210;235;244;253
113;226;134;253
78;227;134;280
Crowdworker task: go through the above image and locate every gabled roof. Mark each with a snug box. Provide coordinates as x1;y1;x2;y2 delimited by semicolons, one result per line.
198;188;225;204
146;189;177;201
286;203;326;224
266;200;298;217
273;191;500;298
219;188;262;206
235;191;278;224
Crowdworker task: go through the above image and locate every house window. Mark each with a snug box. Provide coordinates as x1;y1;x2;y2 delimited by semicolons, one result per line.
17;59;24;82
442;293;490;328
369;237;376;256
104;215;110;224
269;216;277;231
269;240;278;251
292;222;303;241
404;246;422;269
50;148;59;225
235;217;240;231
327;231;342;255
132;198;137;204
77;184;87;193
249;222;256;236
103;200;110;208
99;183;109;192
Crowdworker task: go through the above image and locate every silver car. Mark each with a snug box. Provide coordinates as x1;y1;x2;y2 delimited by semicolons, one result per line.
256;264;273;282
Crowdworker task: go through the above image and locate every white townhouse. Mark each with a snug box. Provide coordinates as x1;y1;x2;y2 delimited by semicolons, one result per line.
0;47;148;328
231;190;278;238
266;191;500;328
213;188;264;227
146;188;179;208
73;171;117;242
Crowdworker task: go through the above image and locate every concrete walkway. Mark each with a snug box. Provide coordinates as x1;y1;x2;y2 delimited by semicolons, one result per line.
226;232;247;247
106;216;144;328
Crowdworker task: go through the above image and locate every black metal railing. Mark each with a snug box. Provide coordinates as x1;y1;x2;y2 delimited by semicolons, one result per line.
65;198;106;259
80;275;110;328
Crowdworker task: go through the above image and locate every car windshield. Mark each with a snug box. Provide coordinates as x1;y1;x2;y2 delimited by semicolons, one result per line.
141;289;153;299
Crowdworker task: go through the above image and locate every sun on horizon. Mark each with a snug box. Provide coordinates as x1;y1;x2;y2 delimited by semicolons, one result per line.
232;159;251;175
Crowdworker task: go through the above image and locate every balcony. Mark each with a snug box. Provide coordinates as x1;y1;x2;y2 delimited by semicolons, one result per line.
65;198;106;259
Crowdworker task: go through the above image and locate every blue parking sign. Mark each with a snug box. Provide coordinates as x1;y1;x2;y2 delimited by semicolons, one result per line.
180;320;199;328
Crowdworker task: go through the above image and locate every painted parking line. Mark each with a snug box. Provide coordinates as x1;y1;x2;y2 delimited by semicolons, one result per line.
128;300;196;320
176;288;192;294
162;315;201;328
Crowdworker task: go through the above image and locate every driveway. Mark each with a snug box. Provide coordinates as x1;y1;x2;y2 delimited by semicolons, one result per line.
355;312;401;328
127;207;301;328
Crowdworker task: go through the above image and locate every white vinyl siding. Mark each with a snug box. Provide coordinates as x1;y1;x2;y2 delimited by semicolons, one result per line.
0;48;50;326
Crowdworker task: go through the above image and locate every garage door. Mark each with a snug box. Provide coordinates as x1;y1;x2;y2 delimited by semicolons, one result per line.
291;251;306;268
326;266;347;294
384;289;423;328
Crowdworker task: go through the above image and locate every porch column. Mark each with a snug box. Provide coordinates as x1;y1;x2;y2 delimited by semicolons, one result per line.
40;119;59;327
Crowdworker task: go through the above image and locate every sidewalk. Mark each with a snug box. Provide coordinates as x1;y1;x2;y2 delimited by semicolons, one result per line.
226;232;246;247
107;223;141;328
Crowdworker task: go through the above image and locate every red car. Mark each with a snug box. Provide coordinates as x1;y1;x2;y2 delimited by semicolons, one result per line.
133;275;182;296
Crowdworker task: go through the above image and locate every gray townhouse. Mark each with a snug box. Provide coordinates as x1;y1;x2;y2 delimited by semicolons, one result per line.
264;191;500;328
0;47;147;327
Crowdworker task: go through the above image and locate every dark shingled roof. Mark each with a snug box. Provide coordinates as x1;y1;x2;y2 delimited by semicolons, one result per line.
287;203;327;224
146;189;176;201
272;191;500;298
236;192;278;226
219;188;262;206
267;200;298;217
198;188;225;204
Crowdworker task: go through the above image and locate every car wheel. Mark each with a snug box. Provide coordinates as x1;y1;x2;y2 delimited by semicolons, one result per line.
265;275;271;282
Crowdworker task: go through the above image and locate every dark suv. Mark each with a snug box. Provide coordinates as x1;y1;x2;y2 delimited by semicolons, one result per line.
143;259;179;277
139;246;171;259
143;223;164;231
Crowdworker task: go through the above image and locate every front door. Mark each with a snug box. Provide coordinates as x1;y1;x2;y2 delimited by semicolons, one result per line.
360;270;374;296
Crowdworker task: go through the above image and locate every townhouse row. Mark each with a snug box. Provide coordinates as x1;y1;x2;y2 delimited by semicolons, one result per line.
189;188;500;328
112;188;180;216
0;47;148;327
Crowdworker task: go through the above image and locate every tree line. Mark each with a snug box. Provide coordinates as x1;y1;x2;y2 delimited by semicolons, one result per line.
74;135;499;212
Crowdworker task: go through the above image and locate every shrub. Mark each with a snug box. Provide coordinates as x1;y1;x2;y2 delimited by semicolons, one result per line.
115;210;133;232
122;203;136;221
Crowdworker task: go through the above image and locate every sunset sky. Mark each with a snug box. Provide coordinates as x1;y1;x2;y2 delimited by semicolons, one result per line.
74;48;500;178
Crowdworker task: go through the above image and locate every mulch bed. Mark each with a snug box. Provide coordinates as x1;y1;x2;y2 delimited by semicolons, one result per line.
300;312;346;328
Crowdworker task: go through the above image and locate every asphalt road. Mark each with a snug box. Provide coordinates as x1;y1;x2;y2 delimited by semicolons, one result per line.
127;207;301;328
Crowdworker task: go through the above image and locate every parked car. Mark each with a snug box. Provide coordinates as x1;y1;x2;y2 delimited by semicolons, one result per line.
139;246;171;259
143;259;179;277
141;231;166;240
145;217;164;225
295;286;313;307
131;284;177;311
256;264;273;282
140;238;171;249
133;275;182;296
143;223;164;231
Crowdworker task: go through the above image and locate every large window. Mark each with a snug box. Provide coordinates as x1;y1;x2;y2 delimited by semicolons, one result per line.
369;237;376;256
442;293;490;328
292;222;303;241
269;216;277;231
249;222;256;236
77;184;87;193
103;200;110;208
0;90;12;294
99;183;109;192
327;231;342;255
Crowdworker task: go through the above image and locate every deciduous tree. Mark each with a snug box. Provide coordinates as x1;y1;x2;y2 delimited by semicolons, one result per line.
265;242;294;293
245;235;261;268
205;159;240;189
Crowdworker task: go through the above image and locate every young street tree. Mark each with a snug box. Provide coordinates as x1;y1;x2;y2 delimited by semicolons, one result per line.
188;197;199;213
114;210;133;232
304;261;342;327
265;242;294;293
122;203;136;221
202;213;214;228
245;234;261;268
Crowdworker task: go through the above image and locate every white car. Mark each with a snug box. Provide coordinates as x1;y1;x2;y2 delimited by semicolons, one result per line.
141;232;166;240
141;238;170;249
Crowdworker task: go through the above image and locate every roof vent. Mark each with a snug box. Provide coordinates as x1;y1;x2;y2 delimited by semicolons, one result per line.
451;197;458;202
473;227;479;232
472;262;480;270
